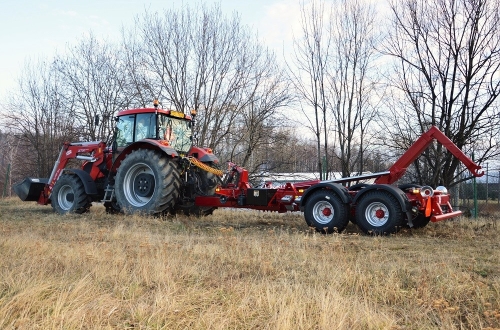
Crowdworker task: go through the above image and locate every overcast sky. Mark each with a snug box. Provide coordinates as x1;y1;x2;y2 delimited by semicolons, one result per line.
0;0;302;100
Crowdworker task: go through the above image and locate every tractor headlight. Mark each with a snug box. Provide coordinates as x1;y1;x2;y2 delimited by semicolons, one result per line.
434;186;448;194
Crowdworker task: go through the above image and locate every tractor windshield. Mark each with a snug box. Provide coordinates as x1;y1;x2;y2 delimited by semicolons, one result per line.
158;114;192;153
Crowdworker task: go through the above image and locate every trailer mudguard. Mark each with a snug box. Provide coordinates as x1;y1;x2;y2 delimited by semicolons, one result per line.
111;140;179;172
299;182;351;212
352;184;410;213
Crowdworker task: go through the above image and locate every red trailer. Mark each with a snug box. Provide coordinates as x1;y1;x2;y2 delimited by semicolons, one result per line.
196;126;483;234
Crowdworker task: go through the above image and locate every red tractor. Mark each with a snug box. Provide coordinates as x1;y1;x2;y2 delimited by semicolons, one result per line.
14;101;222;216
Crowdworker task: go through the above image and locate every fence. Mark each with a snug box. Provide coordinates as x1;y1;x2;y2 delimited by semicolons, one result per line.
451;167;500;218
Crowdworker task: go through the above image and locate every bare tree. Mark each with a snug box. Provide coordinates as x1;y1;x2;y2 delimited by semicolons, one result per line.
290;0;381;178
130;4;292;166
384;0;500;187
328;0;380;177
0;131;20;196
290;0;331;179
2;59;77;178
120;24;157;108
55;33;128;142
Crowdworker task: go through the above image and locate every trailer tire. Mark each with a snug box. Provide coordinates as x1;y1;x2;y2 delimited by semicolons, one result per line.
51;174;91;214
115;149;180;215
355;190;404;235
304;190;349;234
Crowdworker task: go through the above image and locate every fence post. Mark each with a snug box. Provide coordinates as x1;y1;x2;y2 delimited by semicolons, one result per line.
472;153;477;218
486;163;489;208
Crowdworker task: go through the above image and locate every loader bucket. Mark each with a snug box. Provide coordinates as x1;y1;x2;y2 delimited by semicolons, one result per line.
13;178;48;201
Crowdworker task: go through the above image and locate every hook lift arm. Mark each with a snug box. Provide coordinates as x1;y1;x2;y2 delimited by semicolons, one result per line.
374;126;484;185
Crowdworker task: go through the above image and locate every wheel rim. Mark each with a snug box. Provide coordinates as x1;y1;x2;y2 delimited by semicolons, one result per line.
365;202;389;227
123;162;156;207
58;184;75;211
312;200;334;225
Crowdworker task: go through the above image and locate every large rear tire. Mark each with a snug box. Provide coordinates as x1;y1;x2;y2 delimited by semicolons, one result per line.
304;190;349;234
115;149;181;215
355;190;404;235
51;174;91;214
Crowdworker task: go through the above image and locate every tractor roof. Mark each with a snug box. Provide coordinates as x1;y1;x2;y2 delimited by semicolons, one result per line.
117;107;192;120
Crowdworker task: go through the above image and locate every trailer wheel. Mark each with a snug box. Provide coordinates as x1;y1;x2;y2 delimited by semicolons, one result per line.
355;190;404;235
115;149;180;215
51;174;91;214
304;190;349;234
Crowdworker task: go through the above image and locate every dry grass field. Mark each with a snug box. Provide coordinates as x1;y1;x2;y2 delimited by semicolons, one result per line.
0;197;499;329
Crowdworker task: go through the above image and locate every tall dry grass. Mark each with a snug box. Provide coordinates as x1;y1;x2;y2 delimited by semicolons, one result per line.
0;197;499;329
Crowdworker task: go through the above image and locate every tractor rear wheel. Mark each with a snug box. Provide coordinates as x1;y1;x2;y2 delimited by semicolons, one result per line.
51;174;91;214
304;190;349;234
115;149;181;215
355;190;404;235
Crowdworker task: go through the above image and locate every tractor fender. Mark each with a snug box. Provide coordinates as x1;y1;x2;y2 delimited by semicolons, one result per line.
189;146;219;163
351;184;410;212
111;140;178;172
62;169;98;195
300;182;351;212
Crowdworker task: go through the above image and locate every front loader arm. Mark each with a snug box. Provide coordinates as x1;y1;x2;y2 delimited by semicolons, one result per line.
375;126;483;185
38;141;107;204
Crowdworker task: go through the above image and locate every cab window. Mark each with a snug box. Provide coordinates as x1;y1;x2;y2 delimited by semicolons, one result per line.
135;113;156;141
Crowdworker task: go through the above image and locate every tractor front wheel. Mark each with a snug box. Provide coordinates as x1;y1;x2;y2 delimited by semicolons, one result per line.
51;174;91;214
355;190;404;235
304;190;349;234
115;149;180;215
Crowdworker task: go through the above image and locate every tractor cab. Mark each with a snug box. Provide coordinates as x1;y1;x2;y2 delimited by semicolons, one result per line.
114;106;193;154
